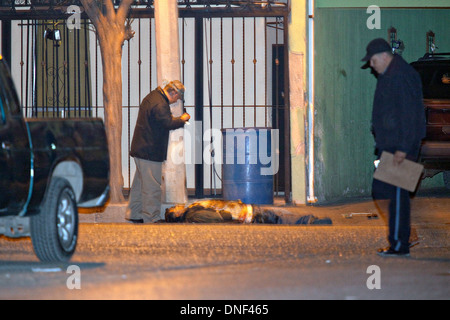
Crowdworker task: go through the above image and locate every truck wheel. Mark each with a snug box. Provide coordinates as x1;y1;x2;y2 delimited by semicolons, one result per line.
30;177;78;262
444;171;450;190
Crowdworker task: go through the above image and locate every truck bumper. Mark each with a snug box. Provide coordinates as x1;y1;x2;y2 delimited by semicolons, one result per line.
420;141;450;171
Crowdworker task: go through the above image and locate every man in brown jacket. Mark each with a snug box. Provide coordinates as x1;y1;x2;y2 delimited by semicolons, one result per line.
126;80;190;223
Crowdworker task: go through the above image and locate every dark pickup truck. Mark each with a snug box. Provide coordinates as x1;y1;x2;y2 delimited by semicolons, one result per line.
0;57;109;262
411;53;450;189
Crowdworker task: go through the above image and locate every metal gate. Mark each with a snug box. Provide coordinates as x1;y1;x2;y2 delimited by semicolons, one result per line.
21;19;92;118
179;16;289;198
1;0;290;201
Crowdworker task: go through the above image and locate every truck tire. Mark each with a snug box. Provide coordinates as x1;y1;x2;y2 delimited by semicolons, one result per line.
30;177;78;262
444;171;450;190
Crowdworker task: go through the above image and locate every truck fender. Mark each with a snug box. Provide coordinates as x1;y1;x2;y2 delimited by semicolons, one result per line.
50;160;83;203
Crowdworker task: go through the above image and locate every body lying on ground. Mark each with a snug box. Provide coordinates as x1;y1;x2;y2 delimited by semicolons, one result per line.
165;199;332;225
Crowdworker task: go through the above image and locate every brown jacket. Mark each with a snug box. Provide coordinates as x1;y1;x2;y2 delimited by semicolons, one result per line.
130;87;185;162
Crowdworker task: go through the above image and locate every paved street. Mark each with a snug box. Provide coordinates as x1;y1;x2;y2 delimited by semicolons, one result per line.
0;195;448;301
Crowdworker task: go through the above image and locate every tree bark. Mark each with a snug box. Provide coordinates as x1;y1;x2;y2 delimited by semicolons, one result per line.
98;31;125;203
80;0;134;203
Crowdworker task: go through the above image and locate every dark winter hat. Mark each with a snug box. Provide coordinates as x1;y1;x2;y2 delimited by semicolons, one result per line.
361;38;391;61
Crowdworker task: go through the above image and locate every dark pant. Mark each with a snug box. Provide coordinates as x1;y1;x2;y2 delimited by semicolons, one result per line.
373;178;411;252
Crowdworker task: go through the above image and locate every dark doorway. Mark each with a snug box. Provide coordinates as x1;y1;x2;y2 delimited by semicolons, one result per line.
272;44;285;193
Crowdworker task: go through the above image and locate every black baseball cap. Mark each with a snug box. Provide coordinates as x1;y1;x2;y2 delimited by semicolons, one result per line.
361;38;391;61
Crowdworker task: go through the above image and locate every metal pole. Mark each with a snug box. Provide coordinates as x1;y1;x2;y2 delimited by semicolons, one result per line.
195;17;204;198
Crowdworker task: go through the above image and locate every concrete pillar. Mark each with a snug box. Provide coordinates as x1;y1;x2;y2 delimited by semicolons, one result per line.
288;0;308;204
154;0;187;206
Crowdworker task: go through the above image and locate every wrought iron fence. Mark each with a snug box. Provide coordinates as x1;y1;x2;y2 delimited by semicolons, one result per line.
1;0;290;198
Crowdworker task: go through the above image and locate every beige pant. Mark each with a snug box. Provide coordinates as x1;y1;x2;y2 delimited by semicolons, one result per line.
126;158;162;222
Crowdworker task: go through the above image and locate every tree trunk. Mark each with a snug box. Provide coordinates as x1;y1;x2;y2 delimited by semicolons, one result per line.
79;0;134;204
98;30;125;203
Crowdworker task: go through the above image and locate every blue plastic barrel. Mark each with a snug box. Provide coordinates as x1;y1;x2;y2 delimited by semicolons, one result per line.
222;127;275;205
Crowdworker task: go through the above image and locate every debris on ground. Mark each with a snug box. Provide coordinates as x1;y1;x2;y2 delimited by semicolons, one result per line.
342;212;378;219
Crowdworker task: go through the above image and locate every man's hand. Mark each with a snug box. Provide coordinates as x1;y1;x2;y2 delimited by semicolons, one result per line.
181;112;190;122
393;150;407;166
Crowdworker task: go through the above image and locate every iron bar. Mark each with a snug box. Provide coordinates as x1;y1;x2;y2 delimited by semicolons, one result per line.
21;20;24;108
73;26;78;117
66;21;71;117
77;27;81;117
264;16;267;127
44;25;48;116
181;17;185;86
32;21;37;113
64;21;68;117
149;18;152;91
208;18;214;195
194;17;204;198
220;17;223;129
283;13;290;203
95;30;98;117
138;19;142;103
253;17;256;125
52;19;56;117
128;38;131;189
274;18;279;194
231;17;235;128
242;17;245;127
25;19;30;115
84;19;91;117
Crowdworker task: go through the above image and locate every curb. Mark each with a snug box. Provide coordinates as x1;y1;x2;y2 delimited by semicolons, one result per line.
79;203;128;223
79;202;174;223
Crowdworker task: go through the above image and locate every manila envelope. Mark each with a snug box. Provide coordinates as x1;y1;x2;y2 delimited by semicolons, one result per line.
373;151;424;192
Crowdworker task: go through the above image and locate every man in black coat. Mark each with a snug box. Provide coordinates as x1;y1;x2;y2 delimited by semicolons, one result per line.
362;38;426;257
126;80;190;223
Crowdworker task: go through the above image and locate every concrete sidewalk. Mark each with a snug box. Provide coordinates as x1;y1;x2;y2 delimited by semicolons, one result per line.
79;195;450;227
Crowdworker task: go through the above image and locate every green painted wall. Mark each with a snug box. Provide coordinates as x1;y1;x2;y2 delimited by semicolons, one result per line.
313;8;450;203
316;0;450;8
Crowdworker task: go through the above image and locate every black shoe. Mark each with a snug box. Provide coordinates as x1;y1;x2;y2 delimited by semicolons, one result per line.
377;247;410;257
127;218;144;224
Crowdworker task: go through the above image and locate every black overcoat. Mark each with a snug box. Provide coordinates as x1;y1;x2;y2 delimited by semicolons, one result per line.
371;54;426;159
